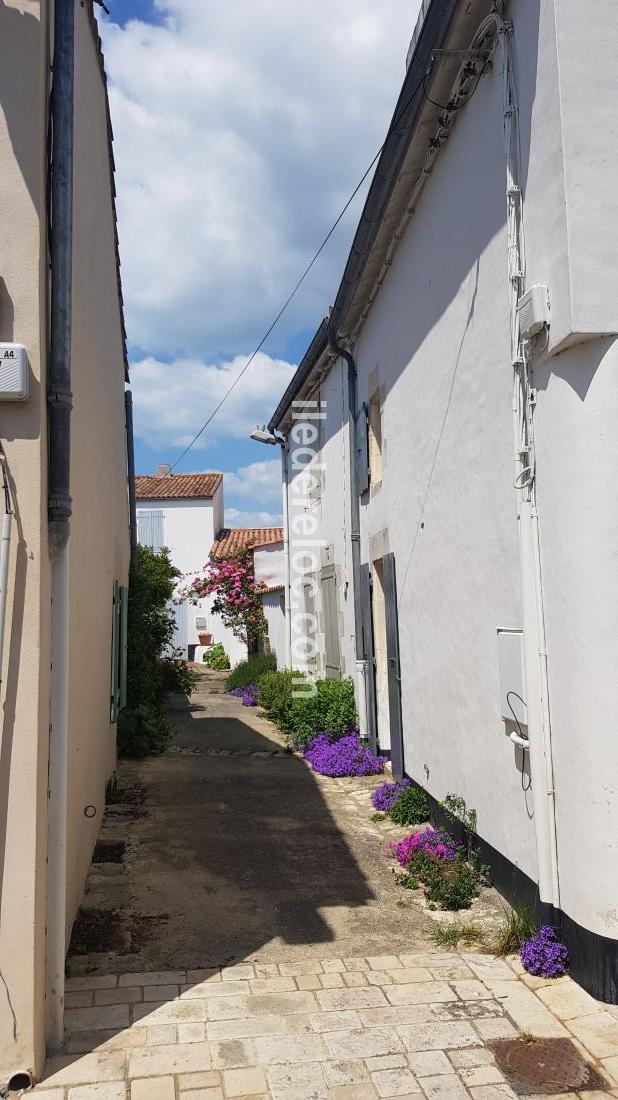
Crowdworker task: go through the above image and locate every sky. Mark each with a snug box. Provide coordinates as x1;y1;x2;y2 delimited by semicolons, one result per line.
99;0;421;527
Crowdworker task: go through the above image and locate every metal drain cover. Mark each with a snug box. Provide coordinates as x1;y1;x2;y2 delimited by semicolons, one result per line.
489;1037;609;1095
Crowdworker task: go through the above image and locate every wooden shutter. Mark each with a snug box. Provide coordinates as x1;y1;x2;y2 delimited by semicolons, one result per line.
356;402;370;496
321;564;341;679
110;581;120;722
168;598;188;659
137;509;164;550
118;585;128;711
383;552;404;779
303;579;318;670
360;563;378;753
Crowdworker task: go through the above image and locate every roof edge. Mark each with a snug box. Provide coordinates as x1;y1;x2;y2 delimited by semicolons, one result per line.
267;317;330;432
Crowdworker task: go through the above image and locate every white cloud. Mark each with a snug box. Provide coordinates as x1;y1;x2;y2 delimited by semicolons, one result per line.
224;507;283;528
130;351;295;451
101;0;421;358
224;459;282;503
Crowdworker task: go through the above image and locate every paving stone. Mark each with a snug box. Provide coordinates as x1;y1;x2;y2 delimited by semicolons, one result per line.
119;971;185;987
344;958;370;972
278;960;323;976
321;972;346;988
207;1015;287;1041
459;1067;505;1087
66;976;119;992
451;982;491;1001
408;1052;453;1077
390;970;432;985
429;966;475;982
210;1038;257;1068
129;1042;212;1077
432;1001;504;1023
248;977;296;994
255;1032;327;1064
222;1066;267;1095
267;1060;329;1099
132;999;205;1025
483;982;567;1038
297;974;322;990
324;1058;369;1085
180;1090;224;1099
95;988;143;1006
143;984;179;1002
567;1011;618;1058
206;995;248;1021
331;1086;378;1099
68;1086;126;1100
385;984;454;1006
183;981;250;999
461;957;515;982
535;981;601;1021
368;956;403;971
468;1087;516;1099
366;972;393;988
399;956;457;970
397;1021;479;1052
420;1074;469;1099
147;1025;177;1045
65;1004;131;1033
367;1056;409;1072
309;1010;363;1032
187;969;221;984
344;972;368;988
246;991;318;1016
65;1029;148;1054
178;1022;207;1043
322;958;346;973
324;1028;405;1060
66;990;95;1008
253;963;279;978
602;1056;618;1086
472;1019;518;1041
360;1006;435;1028
222;964;255;981
448;1050;495;1070
42;1053;127;1088
317;987;388;1012
371;1067;421;1096
131;1077;175;1099
177;1072;222;1090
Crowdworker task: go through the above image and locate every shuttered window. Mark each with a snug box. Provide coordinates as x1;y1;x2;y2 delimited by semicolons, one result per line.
356;402;370;496
137;509;164;550
110;581;129;722
321;563;341;679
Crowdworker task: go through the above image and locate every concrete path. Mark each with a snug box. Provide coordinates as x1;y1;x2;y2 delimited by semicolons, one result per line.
32;676;618;1097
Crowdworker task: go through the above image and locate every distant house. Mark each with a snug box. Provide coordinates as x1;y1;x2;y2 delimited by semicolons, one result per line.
210;527;285;665
268;0;618;1002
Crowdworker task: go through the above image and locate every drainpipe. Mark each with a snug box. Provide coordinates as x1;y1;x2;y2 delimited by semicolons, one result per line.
125;390;138;569
280;440;292;668
46;0;75;1052
327;327;367;736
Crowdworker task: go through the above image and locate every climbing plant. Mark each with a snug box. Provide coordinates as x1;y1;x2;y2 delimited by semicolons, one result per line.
181;547;266;652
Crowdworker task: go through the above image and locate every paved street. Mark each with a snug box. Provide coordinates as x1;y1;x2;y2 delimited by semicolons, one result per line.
31;678;618;1097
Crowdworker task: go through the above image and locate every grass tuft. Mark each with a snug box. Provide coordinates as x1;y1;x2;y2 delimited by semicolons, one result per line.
494;903;538;956
430;923;485;949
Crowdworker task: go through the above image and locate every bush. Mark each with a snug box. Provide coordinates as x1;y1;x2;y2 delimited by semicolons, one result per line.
388;786;430;826
257;669;302;723
159;651;197;695
277;677;357;748
203;643;230;670
117;704;171;758
226;652;276;691
422;854;482;910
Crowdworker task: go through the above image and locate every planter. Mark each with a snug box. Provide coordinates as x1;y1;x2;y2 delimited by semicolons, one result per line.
198;633;213;646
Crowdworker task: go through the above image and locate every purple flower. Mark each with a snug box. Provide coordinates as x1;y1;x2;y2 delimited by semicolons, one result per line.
371;778;411;812
520;926;568;978
389;827;458;868
303;733;386;777
227;683;258;706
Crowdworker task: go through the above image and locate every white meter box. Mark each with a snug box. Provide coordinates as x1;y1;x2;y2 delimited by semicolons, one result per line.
0;344;28;400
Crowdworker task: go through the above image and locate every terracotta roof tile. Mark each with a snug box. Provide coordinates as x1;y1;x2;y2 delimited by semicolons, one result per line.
135;473;223;500
210;527;284;559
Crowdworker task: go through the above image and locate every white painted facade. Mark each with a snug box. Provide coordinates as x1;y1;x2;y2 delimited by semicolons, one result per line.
136;486;246;668
270;0;618;999
254;541;286;666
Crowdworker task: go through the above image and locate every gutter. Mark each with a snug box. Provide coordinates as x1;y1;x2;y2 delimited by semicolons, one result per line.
268;318;329;433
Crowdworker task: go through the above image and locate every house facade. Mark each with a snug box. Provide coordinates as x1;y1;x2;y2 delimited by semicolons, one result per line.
269;0;618;1001
0;0;130;1083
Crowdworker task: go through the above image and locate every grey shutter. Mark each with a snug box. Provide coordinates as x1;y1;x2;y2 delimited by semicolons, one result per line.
383;552;404;779
356;402;370;496
137;509;164;550
110;581;120;722
360;563;378;754
303;579;318;670
118;585;128;711
321;564;341;679
168;598;188;659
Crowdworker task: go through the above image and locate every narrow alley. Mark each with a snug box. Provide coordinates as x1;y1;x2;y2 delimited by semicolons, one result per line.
31;673;618;1098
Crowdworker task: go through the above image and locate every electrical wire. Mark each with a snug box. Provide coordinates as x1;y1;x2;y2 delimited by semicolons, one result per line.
170;51;479;471
506;690;532;792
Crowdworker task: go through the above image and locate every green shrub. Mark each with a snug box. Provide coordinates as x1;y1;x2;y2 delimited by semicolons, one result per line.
203;643;230;670
117;704;171;758
258;669;300;717
226;652;276;690
388;786;430;826
276;677;357;748
159;652;197;695
420;853;482;911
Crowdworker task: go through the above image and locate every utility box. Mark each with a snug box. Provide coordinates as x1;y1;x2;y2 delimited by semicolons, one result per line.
497;629;527;728
0;344;28;400
517;284;550;341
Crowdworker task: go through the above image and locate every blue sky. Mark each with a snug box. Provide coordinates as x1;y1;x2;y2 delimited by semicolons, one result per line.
100;0;419;525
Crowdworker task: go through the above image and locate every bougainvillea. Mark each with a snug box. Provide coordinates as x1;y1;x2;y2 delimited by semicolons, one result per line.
181;547;266;649
371;778;411;813
388;827;458;868
304;733;385;777
520;926;569;978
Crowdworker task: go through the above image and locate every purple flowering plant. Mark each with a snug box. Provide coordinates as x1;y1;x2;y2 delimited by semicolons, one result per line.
388;827;458;869
304;732;386;777
371;778;411;813
520;925;568;978
227;682;259;706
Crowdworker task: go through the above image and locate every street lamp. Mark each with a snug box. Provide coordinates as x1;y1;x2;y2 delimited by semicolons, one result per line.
250;426;283;446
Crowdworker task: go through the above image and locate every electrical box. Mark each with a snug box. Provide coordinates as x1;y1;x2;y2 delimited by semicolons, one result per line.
195;616;208;630
517;284;550;341
0;344;29;400
497;629;527;728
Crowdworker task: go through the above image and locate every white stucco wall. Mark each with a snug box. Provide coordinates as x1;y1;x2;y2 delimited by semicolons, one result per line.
254;541;284;589
262;590;286;668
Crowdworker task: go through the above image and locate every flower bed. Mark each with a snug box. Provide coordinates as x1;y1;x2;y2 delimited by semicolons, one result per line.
389;827;457;867
520;925;568;978
371;778;411;812
303;732;385;777
388;824;484;910
228;682;258;706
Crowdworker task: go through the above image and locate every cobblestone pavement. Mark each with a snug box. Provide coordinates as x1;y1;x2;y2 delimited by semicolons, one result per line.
32;952;618;1097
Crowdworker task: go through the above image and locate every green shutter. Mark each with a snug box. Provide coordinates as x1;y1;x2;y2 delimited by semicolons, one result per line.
110;581;120;722
119;585;128;711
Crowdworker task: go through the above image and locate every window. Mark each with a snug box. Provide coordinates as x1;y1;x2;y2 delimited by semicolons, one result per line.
110;581;128;722
137;509;164;550
368;387;383;486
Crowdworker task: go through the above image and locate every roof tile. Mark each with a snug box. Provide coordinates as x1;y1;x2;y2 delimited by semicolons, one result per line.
135;473;222;500
210;527;284;559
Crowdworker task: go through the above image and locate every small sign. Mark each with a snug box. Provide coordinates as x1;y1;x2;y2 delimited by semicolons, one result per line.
195;616;208;630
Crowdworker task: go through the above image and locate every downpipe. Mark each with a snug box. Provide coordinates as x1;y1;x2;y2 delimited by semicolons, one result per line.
327;326;368;737
280;441;292;668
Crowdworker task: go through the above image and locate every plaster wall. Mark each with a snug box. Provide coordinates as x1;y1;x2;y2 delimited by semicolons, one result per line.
354;43;538;882
262;590;286;668
0;0;51;1078
254;542;284;590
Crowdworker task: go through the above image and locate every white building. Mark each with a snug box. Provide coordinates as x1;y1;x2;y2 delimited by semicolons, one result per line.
135;471;246;667
268;0;618;1002
209;526;285;665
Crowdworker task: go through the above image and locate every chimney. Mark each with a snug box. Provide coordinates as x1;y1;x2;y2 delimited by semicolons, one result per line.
157;463;172;477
